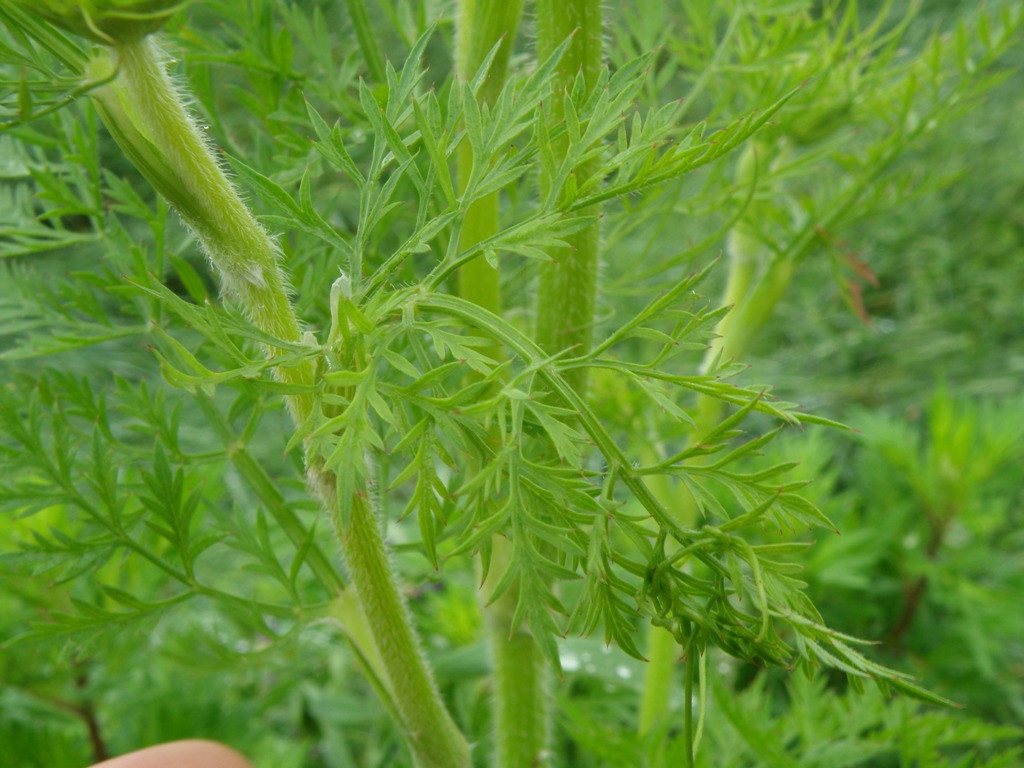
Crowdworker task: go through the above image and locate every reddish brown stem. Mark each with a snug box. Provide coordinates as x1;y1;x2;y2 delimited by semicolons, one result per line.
886;510;951;648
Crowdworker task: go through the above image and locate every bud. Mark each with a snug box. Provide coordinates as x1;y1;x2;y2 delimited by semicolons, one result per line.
16;0;189;45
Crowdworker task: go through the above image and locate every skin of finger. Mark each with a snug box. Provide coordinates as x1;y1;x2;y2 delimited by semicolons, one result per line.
89;740;252;768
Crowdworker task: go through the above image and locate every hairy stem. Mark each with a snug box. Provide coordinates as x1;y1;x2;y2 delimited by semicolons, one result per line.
480;524;550;767
90;37;314;423
312;467;471;768
490;609;550;767
455;4;551;767
90;36;467;768
534;0;603;392
455;0;524;320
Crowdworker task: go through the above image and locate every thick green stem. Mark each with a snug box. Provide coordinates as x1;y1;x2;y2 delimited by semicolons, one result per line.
637;457;681;736
699;141;791;377
490;601;550;766
713;257;795;365
456;180;502;316
482;534;551;768
455;0;524;318
472;3;600;763
91;36;467;768
638;625;678;734
694;247;795;429
534;0;603;393
90;37;314;423
514;1;602;759
455;5;550;767
313;469;471;768
456;0;524;108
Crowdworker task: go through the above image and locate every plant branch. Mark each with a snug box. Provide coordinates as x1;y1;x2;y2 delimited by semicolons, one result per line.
88;38;316;424
86;35;466;768
309;463;471;768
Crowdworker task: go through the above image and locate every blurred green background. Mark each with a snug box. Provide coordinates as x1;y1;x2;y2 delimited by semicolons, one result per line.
2;1;1022;766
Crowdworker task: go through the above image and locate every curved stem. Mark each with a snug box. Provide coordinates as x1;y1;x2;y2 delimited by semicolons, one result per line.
490;608;550;766
91;36;468;768
91;37;315;423
311;467;471;768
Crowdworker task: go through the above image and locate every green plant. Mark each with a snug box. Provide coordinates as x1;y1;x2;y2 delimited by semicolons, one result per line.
1;2;1021;766
804;390;1024;719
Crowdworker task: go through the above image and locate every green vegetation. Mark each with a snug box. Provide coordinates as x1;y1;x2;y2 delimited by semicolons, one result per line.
2;1;1022;766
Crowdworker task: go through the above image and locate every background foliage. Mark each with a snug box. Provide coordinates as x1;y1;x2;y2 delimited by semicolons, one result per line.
1;0;1022;766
